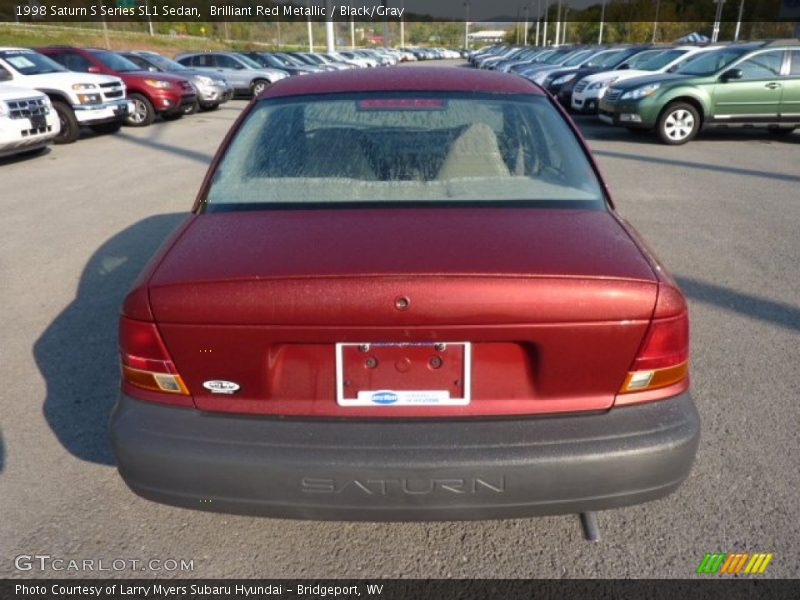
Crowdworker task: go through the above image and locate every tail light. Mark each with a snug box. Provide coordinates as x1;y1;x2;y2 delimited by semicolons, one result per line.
617;284;689;404
119;316;191;403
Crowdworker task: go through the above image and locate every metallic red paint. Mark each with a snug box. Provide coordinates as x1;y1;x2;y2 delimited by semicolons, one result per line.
260;67;545;100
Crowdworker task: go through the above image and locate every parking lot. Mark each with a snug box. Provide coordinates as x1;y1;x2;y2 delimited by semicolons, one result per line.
1;59;799;578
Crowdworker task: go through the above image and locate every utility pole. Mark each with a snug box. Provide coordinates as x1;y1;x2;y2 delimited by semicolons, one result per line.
652;0;660;43
734;0;744;41
535;0;541;46
598;0;606;44
562;8;568;44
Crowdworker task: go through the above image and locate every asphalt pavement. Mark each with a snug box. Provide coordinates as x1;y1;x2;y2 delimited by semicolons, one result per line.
1;60;798;579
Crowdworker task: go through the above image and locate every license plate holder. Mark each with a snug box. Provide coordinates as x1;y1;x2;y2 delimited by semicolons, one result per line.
30;114;46;130
336;342;471;407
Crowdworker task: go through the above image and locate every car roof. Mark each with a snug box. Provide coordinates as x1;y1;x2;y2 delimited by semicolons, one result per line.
262;67;544;99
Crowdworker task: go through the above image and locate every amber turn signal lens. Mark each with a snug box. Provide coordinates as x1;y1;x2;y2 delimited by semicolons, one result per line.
122;366;190;395
620;362;688;393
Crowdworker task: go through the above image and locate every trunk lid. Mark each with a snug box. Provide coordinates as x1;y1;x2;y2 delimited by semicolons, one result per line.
146;208;658;416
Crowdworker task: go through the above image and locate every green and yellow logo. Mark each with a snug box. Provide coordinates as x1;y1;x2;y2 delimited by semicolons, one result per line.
696;552;773;575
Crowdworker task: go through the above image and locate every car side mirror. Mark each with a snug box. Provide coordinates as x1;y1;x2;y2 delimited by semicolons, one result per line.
88;66;101;73
0;69;11;82
618;63;630;70
721;68;743;82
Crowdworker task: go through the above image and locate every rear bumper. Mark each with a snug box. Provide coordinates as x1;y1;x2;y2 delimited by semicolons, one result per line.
110;392;699;521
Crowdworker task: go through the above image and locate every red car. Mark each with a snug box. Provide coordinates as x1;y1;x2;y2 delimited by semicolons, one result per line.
111;68;698;528
38;46;196;127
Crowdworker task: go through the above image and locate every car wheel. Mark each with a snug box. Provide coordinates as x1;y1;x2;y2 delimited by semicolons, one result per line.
183;100;199;115
52;100;80;144
162;111;184;121
657;102;700;145
89;122;122;135
250;79;269;97
199;103;220;112
125;93;155;127
768;127;796;136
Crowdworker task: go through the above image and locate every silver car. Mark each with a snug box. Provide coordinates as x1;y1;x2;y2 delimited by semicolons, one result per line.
174;51;288;97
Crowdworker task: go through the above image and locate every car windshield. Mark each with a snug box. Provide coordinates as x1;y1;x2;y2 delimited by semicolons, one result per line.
563;50;593;67
144;53;188;71
585;50;623;68
235;54;262;69
276;52;305;66
624;49;671;69
636;49;688;71
91;50;141;72
205;93;605;209
0;50;66;74
675;48;747;75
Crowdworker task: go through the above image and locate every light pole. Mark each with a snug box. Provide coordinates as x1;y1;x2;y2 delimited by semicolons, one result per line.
325;0;335;52
307;0;314;51
598;0;606;44
554;0;561;47
734;0;744;41
464;1;470;50
523;4;529;45
543;0;548;46
535;0;541;46
712;0;726;43
652;0;660;43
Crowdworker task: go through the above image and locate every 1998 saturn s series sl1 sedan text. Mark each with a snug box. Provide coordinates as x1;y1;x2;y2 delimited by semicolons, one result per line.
110;68;699;530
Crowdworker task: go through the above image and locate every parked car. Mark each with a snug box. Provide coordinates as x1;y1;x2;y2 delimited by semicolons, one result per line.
38;47;195;127
555;45;654;108
0;84;59;157
599;41;800;144
120;51;233;113
570;46;716;114
174;51;288;97
236;51;316;76
0;47;128;143
110;67;698;523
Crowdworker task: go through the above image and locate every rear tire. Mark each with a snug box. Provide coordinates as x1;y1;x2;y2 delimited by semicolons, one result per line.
657;102;700;145
183;100;199;115
52;101;80;144
89;121;122;135
250;78;269;97
125;93;155;127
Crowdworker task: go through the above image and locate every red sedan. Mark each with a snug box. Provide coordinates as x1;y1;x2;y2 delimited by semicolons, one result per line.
110;67;698;526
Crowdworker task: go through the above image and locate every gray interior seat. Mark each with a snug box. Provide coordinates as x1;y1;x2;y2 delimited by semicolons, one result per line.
437;123;510;180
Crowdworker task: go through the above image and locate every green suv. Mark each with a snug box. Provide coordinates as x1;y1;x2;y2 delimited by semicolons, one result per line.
598;41;800;144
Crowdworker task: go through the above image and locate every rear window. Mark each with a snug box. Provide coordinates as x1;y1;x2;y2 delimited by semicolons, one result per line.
204;92;605;209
